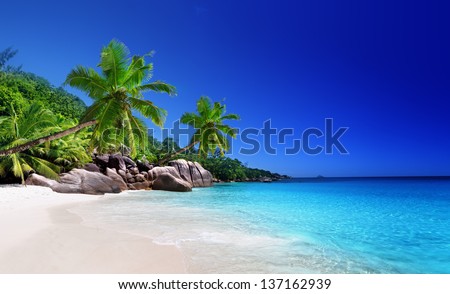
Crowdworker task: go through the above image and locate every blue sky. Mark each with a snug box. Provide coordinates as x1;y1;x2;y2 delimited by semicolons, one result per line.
1;0;449;177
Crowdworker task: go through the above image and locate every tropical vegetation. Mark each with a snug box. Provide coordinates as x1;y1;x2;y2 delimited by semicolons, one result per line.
0;42;284;184
0;48;86;119
175;152;283;182
0;103;89;183
159;96;239;164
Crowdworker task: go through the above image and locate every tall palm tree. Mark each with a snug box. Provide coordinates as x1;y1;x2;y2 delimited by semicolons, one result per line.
0;103;61;183
159;96;239;164
64;39;176;158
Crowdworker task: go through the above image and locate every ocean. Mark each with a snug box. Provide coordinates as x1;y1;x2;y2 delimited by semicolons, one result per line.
71;178;450;273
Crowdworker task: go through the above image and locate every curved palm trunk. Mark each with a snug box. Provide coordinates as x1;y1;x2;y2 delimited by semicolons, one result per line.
0;120;96;157
158;140;199;165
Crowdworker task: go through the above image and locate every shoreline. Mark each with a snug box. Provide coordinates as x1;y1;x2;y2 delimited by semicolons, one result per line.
0;185;186;274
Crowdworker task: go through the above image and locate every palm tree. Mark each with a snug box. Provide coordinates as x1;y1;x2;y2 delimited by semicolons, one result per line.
31;115;92;171
159;96;240;164
64;39;176;158
0;120;96;157
0;103;61;183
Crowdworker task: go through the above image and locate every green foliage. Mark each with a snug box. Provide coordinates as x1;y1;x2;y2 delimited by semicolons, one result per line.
180;96;240;157
0;71;86;119
65;39;176;158
0;103;92;183
0;48;86;119
139;132;280;182
0;46;280;183
132;136;163;163
31;115;92;172
175;153;279;182
0;103;61;183
161;137;180;153
0;84;26;116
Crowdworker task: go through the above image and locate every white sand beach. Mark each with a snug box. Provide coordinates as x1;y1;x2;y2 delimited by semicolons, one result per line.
0;185;186;273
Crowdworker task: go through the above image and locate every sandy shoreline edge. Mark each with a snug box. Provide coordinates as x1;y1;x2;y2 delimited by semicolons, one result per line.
0;185;186;273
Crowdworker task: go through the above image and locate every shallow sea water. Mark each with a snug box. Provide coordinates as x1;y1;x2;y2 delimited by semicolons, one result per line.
72;178;450;273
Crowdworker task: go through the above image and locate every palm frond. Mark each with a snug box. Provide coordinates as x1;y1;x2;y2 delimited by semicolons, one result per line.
22;154;60;180
100;40;130;88
90;97;123;149
65;66;108;99
0;116;10;126
196;96;212;117
221;113;240;120
10;153;24;182
210;102;225;120
19;103;58;139
20;161;33;174
129;97;167;127
180;112;202;128
122;55;153;90
216;132;231;152
126;111;147;157
0;116;13;138
81;100;104;123
216;124;239;138
137;81;177;95
41;133;91;168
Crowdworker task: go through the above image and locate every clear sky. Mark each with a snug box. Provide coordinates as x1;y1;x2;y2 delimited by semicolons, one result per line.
1;0;449;177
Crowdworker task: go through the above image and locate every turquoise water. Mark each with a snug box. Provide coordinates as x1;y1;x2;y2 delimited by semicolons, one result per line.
72;178;450;273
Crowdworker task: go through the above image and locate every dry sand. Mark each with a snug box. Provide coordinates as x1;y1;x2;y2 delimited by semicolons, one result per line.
0;185;186;273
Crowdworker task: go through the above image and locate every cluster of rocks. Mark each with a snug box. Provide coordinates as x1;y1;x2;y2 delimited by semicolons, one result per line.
26;154;213;195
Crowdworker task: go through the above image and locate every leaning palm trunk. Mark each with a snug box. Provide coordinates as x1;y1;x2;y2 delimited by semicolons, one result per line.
0;120;96;157
158;140;198;165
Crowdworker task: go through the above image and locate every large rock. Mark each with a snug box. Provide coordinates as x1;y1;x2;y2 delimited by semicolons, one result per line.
129;167;139;175
94;155;109;169
194;162;213;186
123;156;137;168
168;159;213;187
117;169;127;182
105;168;128;191
135;174;146;182
26;169;122;195
25;173;59;189
137;160;153;172
83;163;101;173
129;181;151;190
152;173;192;192
108;153;126;171
148;166;181;181
27;157;213;194
169;159;191;182
188;161;204;187
140;171;148;179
